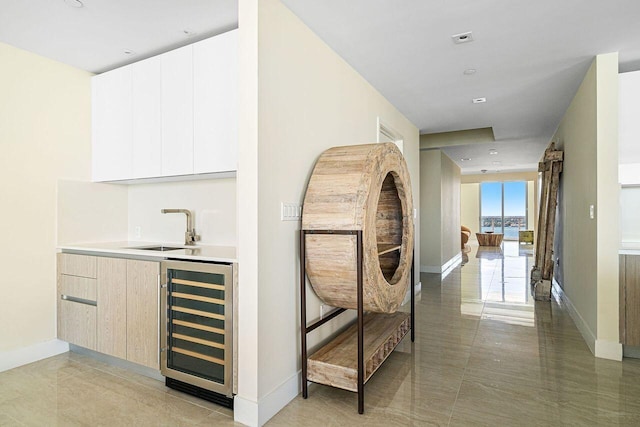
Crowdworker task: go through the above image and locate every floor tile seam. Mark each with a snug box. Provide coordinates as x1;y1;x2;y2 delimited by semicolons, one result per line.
447;300;483;427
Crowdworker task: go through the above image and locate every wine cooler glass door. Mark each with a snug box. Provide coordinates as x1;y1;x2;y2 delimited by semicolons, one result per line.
161;261;233;396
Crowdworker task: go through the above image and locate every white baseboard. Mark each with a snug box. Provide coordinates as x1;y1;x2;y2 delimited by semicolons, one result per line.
552;280;622;361
421;252;462;275
442;253;462;278
258;370;299;425
234;395;259;427
234;370;300;426
552;280;596;355
595;339;623;361
0;339;69;373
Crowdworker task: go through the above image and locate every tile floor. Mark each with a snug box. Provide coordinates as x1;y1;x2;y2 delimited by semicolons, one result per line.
2;242;640;426
267;242;640;426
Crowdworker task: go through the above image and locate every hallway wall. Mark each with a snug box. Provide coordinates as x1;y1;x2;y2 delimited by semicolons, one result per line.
420;149;460;271
552;52;620;360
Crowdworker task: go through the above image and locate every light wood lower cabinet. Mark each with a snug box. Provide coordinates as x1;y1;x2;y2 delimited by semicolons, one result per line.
58;299;97;350
57;255;97;351
126;260;160;369
621;254;640;346
57;254;160;369
97;257;127;360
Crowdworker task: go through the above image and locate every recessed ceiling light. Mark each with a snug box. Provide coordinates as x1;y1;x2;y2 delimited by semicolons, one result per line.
489;149;498;155
64;0;83;8
460;158;471;161
123;49;136;55
472;97;486;104
492;161;501;165
452;31;474;44
463;69;477;75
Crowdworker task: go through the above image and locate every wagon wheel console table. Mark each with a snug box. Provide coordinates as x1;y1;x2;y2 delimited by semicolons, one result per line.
299;143;416;414
299;229;415;414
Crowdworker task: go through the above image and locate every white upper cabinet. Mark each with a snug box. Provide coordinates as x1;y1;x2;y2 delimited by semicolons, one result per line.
161;45;194;177
132;57;162;179
91;29;238;183
193;30;238;174
92;65;133;182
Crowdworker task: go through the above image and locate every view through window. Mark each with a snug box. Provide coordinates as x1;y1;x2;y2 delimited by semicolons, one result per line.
480;181;527;240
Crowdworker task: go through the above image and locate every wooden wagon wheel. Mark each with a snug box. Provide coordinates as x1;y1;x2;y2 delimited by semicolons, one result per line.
302;143;414;313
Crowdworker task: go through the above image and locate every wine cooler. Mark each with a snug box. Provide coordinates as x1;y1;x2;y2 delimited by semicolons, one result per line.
160;260;234;407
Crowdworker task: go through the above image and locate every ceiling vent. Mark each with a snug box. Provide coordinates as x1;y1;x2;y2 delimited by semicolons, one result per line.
472;97;486;104
452;31;473;44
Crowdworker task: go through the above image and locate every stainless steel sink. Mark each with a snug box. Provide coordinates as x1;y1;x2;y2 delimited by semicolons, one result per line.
129;245;185;252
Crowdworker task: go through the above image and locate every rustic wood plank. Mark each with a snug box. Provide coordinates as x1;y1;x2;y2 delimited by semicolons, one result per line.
307;312;410;392
377;244;402;256
532;142;563;300
542;161;562;279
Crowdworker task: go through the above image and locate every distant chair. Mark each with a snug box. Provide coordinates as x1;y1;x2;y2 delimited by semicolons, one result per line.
461;225;471;249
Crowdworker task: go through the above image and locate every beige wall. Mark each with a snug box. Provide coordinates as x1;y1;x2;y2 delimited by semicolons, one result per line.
461;183;480;237
441;152;461;264
420;150;460;270
0;43;92;351
236;1;420;423
420;150;442;269
57;181;127;245
552;53;620;359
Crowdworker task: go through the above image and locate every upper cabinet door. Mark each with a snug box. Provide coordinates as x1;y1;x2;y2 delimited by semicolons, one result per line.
92;66;133;182
193;29;238;174
161;45;194;177
132;57;162;179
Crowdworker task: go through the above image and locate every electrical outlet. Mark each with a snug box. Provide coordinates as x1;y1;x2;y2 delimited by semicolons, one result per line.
281;202;302;221
134;226;142;238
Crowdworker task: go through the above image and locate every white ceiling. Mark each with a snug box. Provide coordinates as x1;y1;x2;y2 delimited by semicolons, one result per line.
2;0;640;174
281;0;640;174
0;0;237;73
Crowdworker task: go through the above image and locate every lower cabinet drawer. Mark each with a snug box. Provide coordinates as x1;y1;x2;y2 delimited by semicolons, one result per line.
60;274;97;302
58;299;97;350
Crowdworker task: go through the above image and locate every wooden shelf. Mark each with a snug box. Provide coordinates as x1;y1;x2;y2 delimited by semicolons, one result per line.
377;244;401;256
306;312;410;392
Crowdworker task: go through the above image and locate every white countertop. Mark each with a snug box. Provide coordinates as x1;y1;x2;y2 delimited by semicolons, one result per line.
620;242;640;256
58;241;237;263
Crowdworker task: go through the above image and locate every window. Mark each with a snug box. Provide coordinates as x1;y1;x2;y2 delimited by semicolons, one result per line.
480;181;527;240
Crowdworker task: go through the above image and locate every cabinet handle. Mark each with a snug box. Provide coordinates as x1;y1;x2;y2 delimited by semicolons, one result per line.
61;294;97;306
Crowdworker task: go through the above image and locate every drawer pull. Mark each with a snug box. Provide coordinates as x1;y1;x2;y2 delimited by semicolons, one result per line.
61;294;97;306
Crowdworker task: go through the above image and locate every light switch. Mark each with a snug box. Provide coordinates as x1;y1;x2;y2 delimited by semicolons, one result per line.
281;202;302;221
589;204;594;220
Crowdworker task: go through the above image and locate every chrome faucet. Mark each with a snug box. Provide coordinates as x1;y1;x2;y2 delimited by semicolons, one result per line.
161;209;201;246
